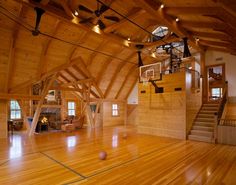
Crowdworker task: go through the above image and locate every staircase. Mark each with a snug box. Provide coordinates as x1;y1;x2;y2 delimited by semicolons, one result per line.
188;103;219;143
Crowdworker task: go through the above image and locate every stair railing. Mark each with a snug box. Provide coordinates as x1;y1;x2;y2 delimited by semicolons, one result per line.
213;82;228;143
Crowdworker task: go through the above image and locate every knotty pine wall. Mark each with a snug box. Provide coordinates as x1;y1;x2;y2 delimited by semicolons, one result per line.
61;91;81;120
102;101;125;126
186;73;202;134
138;71;201;139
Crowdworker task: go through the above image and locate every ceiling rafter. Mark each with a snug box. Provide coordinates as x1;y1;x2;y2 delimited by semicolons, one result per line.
135;0;203;51
13;0;162;61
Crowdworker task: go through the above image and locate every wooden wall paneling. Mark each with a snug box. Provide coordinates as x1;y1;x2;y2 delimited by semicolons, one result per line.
66;31;90;64
9;57;79;93
0;93;41;100
5;5;25;93
125;76;139;99
218;126;236;145
18;99;30;132
0;100;8;138
115;65;137;99
102;101;125;126
138;72;187;139
87;39;108;67
185;72;202;135
29;74;57;136
104;53;136;98
96;48;125;86
38;20;61;77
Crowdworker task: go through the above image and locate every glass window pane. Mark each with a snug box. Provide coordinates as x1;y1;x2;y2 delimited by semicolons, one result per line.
11;111;16;119
112;110;118;116
15;111;21;119
112;104;118;109
15;102;20;109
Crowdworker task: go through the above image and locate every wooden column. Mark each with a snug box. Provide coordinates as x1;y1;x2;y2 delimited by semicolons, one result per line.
200;51;207;103
0;100;8;138
29;74;57;136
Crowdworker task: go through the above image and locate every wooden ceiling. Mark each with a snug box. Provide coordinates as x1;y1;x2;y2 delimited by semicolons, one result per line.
0;0;235;99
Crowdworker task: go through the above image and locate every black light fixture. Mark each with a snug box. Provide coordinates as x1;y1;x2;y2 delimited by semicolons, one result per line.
183;37;191;58
32;7;45;36
136;44;144;67
137;51;143;67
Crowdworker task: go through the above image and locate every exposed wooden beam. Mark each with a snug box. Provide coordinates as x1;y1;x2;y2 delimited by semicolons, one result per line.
78;57;104;98
13;0;158;61
165;7;221;15
58;0;73;18
199;40;234;48
136;0;202;51
214;0;236;18
50;86;83;93
9;57;80;93
29;74;58;136
191;31;230;40
61;78;93;87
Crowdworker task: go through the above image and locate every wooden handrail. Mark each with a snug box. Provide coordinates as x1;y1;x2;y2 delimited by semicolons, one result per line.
213;81;228;143
219;119;236;127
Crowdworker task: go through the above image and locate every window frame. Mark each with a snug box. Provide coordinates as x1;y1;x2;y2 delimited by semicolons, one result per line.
10;100;21;120
112;103;119;117
67;101;76;116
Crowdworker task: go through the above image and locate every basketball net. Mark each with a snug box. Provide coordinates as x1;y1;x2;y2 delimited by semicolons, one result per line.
141;76;149;86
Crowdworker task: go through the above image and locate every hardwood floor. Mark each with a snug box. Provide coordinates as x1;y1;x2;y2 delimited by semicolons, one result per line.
0;126;235;185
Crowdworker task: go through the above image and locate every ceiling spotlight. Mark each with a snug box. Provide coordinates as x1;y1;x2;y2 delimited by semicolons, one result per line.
175;18;180;22
74;10;78;16
160;4;165;9
127;37;130;41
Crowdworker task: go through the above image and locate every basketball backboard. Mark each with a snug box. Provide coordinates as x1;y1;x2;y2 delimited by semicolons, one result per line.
139;62;162;83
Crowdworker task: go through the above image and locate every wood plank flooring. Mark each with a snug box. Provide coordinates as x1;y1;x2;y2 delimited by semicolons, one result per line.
0;126;235;185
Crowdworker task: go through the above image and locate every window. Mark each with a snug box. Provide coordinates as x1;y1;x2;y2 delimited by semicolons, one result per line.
68;101;75;116
112;104;119;116
10;100;21;119
211;88;222;99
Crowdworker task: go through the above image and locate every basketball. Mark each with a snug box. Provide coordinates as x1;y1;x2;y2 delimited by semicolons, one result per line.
99;151;107;160
122;133;128;139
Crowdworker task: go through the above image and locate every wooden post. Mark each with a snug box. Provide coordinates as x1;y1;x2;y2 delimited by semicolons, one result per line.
200;51;207;103
124;100;127;128
94;101;101;127
29;74;57;136
214;112;218;144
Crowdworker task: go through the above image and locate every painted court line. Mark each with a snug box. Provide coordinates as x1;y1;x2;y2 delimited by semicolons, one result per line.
40;152;87;179
65;141;181;184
